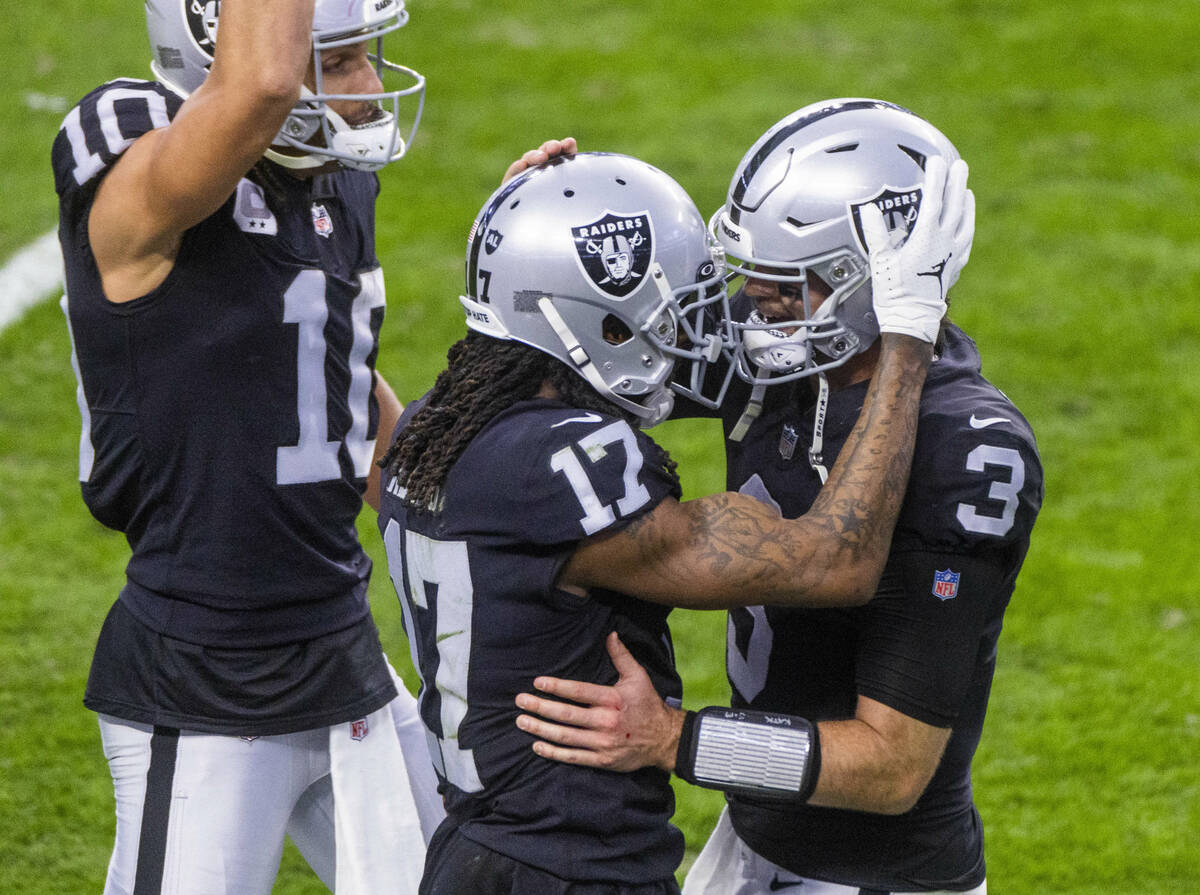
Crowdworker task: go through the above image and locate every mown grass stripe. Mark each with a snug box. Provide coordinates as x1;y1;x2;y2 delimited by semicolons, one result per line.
0;230;63;332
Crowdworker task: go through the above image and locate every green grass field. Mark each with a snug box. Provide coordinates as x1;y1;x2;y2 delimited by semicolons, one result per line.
3;1;1198;892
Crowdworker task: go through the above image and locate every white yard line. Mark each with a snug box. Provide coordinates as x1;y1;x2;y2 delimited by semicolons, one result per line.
0;230;64;333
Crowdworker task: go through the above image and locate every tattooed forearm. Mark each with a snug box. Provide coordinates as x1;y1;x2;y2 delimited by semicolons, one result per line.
572;335;931;610
617;492;803;601
802;333;931;581
688;335;928;607
684;493;789;579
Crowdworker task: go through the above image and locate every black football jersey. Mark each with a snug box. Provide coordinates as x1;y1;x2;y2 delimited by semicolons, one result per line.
377;398;685;884
719;323;1043;891
54;79;388;648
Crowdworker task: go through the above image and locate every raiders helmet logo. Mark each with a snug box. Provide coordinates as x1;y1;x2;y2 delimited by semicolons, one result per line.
849;185;923;255
186;0;220;55
572;211;654;298
484;228;503;254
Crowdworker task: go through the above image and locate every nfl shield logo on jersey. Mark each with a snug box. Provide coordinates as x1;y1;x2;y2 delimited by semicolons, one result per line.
932;569;961;601
778;423;799;460
311;203;334;238
350;718;369;741
572;211;653;298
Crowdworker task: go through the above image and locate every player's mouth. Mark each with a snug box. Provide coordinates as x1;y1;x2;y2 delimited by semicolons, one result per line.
751;300;793;326
346;105;387;128
743;283;799;325
746;308;795;336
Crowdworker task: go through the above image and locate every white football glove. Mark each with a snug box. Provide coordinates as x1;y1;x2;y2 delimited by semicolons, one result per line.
861;156;974;343
940;160;975;295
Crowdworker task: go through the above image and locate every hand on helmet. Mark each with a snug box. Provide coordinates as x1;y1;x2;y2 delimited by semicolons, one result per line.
940;161;975;295
861;156;973;343
502;137;578;184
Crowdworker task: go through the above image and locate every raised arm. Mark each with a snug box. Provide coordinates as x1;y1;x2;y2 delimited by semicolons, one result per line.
560;156;967;610
89;0;315;303
560;331;931;609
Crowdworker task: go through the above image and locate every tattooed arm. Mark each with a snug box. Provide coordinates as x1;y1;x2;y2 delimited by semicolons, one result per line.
559;332;932;609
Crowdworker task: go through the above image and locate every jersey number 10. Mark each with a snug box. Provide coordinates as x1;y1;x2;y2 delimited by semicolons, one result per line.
277;268;386;485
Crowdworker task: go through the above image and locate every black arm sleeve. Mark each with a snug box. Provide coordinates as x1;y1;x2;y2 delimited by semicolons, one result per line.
854;547;1017;727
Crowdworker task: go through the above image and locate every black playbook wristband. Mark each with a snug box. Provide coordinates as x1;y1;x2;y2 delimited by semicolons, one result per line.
674;706;821;803
673;710;699;782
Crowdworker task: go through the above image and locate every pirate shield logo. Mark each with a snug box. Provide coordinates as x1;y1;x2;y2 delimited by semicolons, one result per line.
186;0;220;55
572;211;654;298
849;184;923;255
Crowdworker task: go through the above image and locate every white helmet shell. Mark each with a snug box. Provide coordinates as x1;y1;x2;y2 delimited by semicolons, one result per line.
460;153;731;426
712;98;963;384
145;0;425;172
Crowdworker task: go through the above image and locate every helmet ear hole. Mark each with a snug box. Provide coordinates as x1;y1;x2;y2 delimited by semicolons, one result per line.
807;269;833;301
602;314;634;345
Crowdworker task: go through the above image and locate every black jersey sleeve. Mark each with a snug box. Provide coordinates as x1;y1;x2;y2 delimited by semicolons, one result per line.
855;394;1042;724
445;401;680;555
52;80;183;215
895;402;1043;554
854;546;1021;726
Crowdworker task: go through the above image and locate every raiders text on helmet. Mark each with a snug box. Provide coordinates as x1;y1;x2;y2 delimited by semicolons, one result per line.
146;0;425;171
711;98;966;385
460;153;732;427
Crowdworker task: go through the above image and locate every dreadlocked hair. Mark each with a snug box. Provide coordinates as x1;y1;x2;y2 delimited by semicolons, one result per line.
379;331;680;511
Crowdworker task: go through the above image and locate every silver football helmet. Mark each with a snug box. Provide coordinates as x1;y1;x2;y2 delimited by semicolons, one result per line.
145;0;425;172
711;98;965;385
460;153;731;427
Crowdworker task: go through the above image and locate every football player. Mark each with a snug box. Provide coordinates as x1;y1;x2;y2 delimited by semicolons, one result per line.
376;148;965;893
514;101;1043;895
53;1;567;893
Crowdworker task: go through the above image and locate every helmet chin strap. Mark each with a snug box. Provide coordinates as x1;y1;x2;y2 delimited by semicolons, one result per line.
729;364;829;487
729;374;766;443
325;105;402;172
536;295;672;427
807;372;830;483
267;88;328;170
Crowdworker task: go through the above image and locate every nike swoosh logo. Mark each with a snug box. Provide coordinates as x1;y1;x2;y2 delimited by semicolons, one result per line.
767;876;805;892
552;412;603;428
969;414;1011;429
